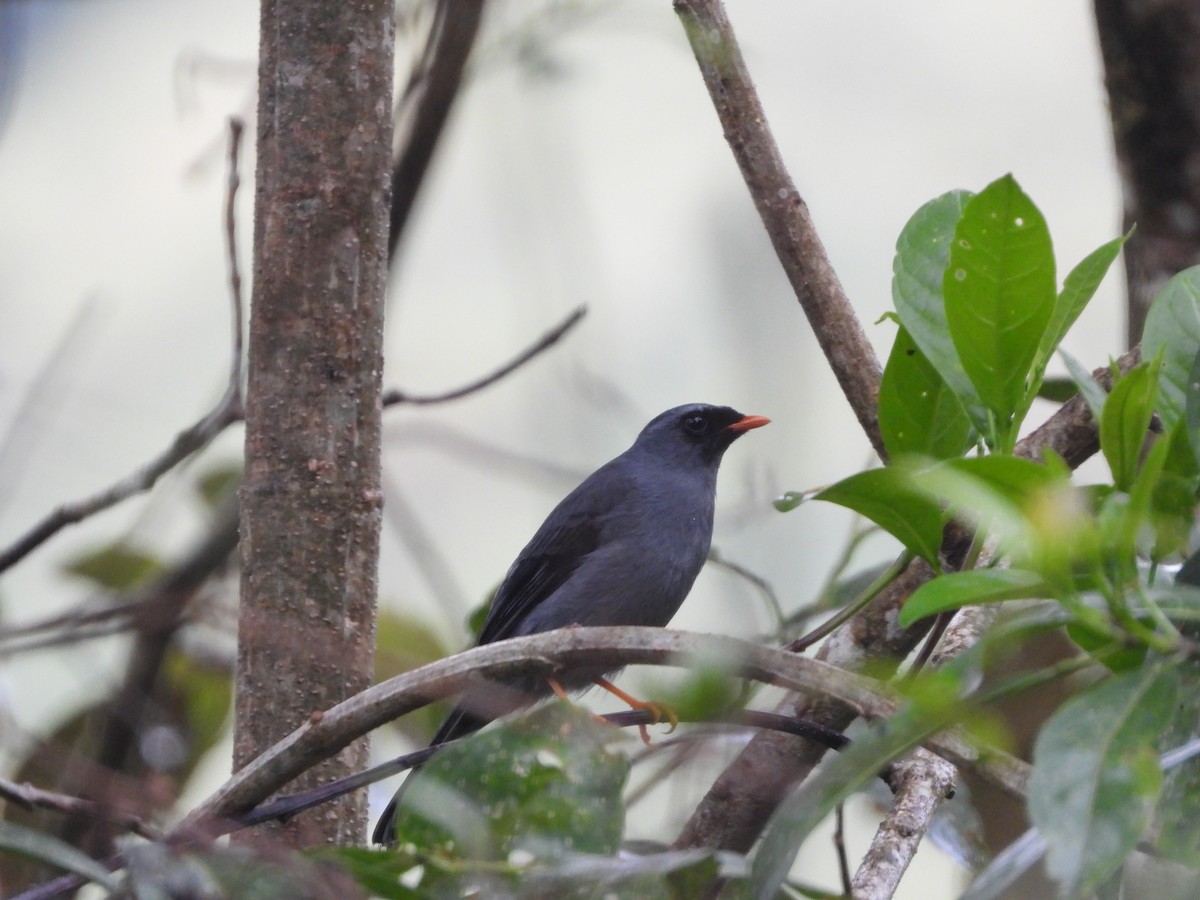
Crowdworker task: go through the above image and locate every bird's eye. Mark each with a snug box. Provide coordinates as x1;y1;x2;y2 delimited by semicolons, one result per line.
683;414;709;435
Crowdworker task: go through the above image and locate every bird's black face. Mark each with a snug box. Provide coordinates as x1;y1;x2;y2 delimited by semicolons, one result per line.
634;404;769;467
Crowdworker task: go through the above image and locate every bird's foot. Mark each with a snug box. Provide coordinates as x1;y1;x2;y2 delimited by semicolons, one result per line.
593;677;678;745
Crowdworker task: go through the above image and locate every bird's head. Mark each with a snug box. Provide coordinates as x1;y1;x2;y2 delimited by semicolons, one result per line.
633;403;770;468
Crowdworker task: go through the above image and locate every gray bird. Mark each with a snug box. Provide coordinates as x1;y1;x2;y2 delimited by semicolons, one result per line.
372;403;768;845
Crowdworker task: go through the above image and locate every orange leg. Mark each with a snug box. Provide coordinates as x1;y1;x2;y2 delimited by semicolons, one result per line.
593;677;678;745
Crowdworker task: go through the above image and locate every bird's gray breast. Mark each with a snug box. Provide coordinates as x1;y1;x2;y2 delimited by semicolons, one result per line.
514;466;717;636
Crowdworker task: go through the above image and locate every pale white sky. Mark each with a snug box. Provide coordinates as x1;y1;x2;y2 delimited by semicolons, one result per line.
0;1;1118;894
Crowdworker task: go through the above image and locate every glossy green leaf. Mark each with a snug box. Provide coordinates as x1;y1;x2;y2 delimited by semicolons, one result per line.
815;467;946;568
1029;665;1177;898
899;568;1046;627
1060;348;1109;421
0;821;120;891
1100;359;1161;491
879;323;972;460
1031;233;1128;386
892;189;986;429
1143;265;1200;429
944;175;1056;446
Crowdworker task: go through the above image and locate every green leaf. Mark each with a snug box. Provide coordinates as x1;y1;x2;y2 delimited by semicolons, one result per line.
163;649;233;776
773;489;821;513
892;189;986;429
944;175;1057;447
392;703;628;863
1037;376;1080;403
0;821;121;891
814;467;946;568
1065;621;1147;673
1032;233;1128;385
899;568;1046;627
62;541;162;591
1153;661;1200;867
195;463;242;508
1100;360;1161;491
1153;421;1200;561
1185;347;1200;470
1143;265;1200;430
1029;665;1177;898
945;455;1065;504
878;323;972;460
1060;348;1109;421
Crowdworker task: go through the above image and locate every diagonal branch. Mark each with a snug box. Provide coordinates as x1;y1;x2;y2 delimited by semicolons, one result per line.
170;627;1028;839
674;0;885;458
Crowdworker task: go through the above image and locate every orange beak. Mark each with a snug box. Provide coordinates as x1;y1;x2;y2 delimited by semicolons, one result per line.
727;414;771;432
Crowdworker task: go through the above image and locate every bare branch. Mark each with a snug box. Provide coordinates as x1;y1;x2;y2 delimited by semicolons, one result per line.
222;117;246;383
0;121;250;575
673;0;885;458
389;0;486;260
851;749;958;899
382;305;587;406
0;777;162;842
169;627;1026;839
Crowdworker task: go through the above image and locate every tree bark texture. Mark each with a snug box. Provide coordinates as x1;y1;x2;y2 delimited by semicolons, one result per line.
236;0;393;847
1093;0;1200;346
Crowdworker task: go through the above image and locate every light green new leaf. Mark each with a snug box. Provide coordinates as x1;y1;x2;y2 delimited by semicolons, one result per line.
944;175;1056;444
1029;665;1177;898
1100;359;1161;492
815;467;946;569
1031;233;1128;388
899;568;1046;627
892;190;986;429
879;323;972;460
1142;265;1200;429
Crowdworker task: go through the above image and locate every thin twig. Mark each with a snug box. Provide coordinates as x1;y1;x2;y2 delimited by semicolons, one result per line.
0;777;162;842
223;117;246;383
0;122;249;576
389;0;486;259
382;305;587;406
834;803;852;897
674;0;885;458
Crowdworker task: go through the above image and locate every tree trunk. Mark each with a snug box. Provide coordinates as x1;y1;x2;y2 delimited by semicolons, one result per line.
1093;0;1200;346
235;0;393;847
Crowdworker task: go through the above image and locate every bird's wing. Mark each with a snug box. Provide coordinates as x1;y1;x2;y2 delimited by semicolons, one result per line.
475;466;630;645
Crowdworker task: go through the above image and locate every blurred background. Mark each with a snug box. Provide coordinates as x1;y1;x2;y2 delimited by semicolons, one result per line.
0;0;1121;895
